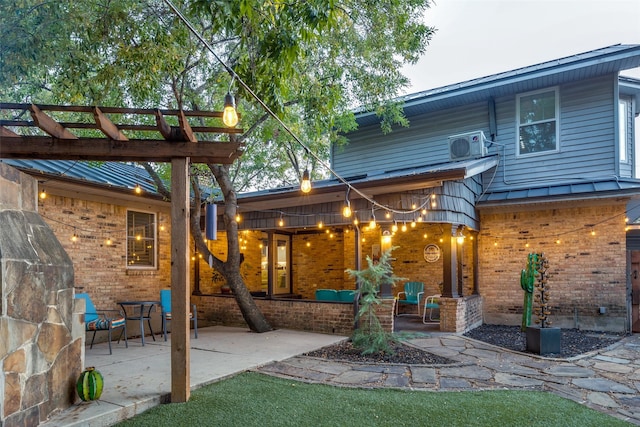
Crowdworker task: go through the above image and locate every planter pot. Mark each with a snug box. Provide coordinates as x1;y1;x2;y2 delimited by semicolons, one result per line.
526;326;561;355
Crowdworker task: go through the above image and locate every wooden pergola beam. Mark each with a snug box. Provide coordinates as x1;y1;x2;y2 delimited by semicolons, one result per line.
93;107;129;141
29;104;78;139
0;126;19;137
0;136;243;163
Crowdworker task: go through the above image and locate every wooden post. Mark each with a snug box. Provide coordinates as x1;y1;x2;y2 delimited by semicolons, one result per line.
171;157;190;402
442;224;459;298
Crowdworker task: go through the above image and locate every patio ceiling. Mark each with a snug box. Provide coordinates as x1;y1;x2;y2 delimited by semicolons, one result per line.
237;156;499;212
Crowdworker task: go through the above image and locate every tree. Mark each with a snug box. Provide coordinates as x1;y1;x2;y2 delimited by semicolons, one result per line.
0;0;435;332
347;247;405;355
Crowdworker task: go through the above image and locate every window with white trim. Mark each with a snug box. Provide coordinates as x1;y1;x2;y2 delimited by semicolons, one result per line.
516;87;559;156
126;210;157;268
619;99;629;163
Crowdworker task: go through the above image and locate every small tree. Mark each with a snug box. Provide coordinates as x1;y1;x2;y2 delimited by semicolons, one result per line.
346;247;405;355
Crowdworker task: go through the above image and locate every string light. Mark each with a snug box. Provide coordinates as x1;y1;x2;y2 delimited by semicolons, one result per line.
278;215;284;227
300;169;311;193
391;221;398;233
401;222;407;232
134;184;142;194
39;189;47;200
235;213;241;222
343;201;352;218
105;236;112;245
222;92;239;127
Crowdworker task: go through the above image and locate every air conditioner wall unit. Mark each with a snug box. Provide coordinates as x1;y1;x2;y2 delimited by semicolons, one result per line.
448;131;487;161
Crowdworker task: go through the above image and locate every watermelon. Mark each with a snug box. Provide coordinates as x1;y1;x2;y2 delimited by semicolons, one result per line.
76;367;104;401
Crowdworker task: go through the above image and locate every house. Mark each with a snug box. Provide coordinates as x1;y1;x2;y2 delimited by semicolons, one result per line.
3;44;640;336
232;44;640;333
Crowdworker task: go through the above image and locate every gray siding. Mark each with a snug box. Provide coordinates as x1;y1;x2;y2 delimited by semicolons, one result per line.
337;76;620;193
334;103;490;177
486;76;617;191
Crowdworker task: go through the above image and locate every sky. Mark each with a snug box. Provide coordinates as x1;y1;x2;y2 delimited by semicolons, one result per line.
401;0;640;95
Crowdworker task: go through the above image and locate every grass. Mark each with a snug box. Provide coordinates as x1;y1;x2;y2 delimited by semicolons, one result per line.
115;372;631;426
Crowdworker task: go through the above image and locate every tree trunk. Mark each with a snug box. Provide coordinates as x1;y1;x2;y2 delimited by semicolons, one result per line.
189;163;272;333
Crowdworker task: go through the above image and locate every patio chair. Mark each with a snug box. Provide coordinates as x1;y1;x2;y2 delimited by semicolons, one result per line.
337;290;357;302
315;289;338;301
160;289;198;341
423;294;441;324
395;281;424;316
77;293;127;355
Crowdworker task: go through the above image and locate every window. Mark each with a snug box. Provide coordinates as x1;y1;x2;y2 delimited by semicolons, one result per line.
516;87;559;156
619;99;629;163
127;210;156;268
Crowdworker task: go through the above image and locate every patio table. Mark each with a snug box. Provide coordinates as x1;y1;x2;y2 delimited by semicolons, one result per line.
117;300;160;346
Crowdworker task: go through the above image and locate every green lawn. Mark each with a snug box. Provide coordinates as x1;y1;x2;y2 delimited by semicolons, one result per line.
115;372;630;426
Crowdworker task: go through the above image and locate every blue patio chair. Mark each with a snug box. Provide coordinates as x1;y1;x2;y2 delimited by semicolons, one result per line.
160;289;198;341
77;293;127;355
395;281;424;316
337;290;357;302
315;289;338;301
423;294;441;324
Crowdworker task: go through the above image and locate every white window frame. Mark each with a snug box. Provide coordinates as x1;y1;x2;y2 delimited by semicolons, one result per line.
619;99;629;163
126;209;157;269
516;87;560;157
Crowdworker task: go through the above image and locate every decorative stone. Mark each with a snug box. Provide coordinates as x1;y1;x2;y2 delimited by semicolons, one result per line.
526;326;561;355
3;349;26;373
37;322;72;363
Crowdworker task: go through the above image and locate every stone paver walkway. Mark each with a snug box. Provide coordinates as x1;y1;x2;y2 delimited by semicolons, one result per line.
257;333;640;425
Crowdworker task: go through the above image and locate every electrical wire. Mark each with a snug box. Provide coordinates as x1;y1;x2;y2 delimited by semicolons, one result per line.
163;0;420;215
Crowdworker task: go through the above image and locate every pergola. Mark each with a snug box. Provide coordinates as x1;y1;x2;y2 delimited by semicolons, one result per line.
0;102;243;402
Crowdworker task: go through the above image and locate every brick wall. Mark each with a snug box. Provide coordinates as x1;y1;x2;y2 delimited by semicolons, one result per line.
192;295;396;335
38;193;172;312
440;295;483;333
478;200;628;332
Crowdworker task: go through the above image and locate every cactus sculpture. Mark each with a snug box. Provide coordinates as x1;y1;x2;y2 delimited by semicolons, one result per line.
533;253;551;328
520;253;537;331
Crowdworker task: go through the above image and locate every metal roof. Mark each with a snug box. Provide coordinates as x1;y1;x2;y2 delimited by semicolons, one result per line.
477;178;640;207
0;159;160;195
356;44;640;127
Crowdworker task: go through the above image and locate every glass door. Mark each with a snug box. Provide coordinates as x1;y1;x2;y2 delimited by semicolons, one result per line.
273;234;290;295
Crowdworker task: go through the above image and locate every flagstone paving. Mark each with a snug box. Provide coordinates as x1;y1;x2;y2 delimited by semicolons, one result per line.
257;334;640;425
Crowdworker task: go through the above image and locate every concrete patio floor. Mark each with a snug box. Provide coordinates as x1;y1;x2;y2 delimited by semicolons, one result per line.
40;326;347;427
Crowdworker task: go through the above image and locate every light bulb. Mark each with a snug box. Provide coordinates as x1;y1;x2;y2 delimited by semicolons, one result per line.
369;216;376;229
39;189;46;200
222;93;238;127
278;218;284;227
134;184;142;194
300;169;311;193
343;204;352;218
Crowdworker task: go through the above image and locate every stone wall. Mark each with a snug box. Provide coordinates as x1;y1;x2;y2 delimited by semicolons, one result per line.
0;164;83;427
478;200;628;332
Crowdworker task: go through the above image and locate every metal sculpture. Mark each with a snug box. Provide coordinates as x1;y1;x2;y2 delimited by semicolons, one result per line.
520;253;537;331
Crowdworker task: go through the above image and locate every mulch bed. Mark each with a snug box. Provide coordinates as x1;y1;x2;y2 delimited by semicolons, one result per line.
304;325;627;365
